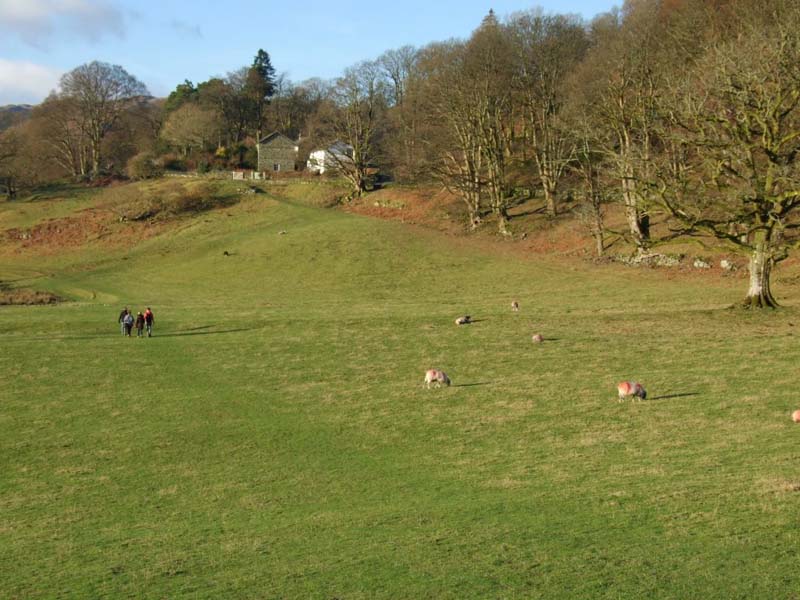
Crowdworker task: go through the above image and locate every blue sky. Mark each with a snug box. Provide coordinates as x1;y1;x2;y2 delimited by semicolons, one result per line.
0;0;619;105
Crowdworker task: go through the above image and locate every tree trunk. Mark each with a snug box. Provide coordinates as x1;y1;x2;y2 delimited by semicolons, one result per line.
622;173;647;250
594;229;604;258
496;206;511;236
743;236;778;308
543;181;556;218
464;191;481;230
2;176;15;201
91;139;101;177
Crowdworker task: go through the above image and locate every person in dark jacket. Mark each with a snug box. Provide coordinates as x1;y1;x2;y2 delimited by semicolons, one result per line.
118;307;129;335
135;312;145;337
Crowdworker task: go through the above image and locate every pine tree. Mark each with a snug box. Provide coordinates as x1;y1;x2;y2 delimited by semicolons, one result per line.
247;49;276;140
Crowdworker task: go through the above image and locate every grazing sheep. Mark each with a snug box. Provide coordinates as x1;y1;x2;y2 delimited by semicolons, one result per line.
617;381;647;402
424;369;451;389
792;409;800;423
455;315;472;325
531;333;544;343
511;300;520;312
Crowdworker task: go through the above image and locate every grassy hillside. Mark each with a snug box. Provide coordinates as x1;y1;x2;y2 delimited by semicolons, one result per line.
2;181;799;598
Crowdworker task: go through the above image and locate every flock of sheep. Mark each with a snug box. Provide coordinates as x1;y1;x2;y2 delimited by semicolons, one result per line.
425;300;648;402
426;301;800;423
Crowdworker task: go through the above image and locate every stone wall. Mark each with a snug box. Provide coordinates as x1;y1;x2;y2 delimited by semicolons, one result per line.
257;135;298;173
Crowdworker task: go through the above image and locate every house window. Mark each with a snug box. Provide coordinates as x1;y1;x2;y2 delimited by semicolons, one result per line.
273;163;280;172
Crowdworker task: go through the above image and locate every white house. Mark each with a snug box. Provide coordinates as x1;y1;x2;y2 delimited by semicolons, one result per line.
306;141;354;174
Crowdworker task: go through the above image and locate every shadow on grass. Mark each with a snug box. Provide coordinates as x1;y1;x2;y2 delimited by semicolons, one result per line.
155;327;254;338
181;325;216;332
649;392;700;401
15;325;256;341
452;382;493;388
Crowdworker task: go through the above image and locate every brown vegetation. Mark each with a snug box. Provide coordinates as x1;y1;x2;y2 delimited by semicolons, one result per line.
0;282;61;305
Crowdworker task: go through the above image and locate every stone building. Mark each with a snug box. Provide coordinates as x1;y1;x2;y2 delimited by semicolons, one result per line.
256;132;299;173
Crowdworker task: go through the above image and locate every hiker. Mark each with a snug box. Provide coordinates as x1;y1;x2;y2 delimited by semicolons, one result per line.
144;307;154;337
135;311;145;337
123;311;134;336
118;307;129;335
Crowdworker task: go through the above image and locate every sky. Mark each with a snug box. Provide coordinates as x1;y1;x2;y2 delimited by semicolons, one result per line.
0;0;619;106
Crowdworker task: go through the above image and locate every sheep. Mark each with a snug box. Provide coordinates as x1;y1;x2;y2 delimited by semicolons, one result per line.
617;381;647;402
531;333;544;343
424;369;451;389
792;409;800;423
511;300;520;312
455;315;472;326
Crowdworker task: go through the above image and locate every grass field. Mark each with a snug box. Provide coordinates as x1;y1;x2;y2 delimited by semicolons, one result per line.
2;182;800;598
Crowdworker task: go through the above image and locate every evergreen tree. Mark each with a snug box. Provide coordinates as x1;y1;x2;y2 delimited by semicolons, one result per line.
246;49;276;140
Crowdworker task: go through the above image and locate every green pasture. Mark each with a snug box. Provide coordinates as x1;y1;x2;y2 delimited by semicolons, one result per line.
2;185;800;598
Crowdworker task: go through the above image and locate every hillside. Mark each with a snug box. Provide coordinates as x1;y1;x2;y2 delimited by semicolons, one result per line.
0;104;32;131
1;180;800;598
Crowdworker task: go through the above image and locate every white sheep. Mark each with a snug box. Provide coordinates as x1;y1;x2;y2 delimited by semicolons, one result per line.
617;381;647;402
455;315;472;325
424;369;451;389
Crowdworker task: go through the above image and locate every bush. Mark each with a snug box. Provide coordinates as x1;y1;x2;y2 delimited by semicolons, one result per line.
160;153;187;172
127;152;164;180
107;180;238;222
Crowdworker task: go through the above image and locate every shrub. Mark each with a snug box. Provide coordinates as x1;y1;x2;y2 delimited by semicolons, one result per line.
160;153;187;172
127;152;164;180
106;180;238;222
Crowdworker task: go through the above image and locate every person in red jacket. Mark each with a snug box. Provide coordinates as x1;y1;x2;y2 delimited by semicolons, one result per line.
144;307;155;337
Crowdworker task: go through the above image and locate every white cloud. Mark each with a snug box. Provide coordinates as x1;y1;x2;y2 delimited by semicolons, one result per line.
0;0;125;47
0;59;62;104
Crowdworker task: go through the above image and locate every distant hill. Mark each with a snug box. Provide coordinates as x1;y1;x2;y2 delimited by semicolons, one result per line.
0;104;33;131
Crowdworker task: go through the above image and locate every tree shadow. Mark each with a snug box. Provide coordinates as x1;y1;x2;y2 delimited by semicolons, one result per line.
509;204;547;218
155;327;255;338
648;392;700;401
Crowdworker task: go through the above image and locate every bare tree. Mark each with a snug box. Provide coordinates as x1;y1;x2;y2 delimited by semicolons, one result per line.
572;127;607;257
378;45;418;107
314;61;388;198
418;40;485;228
652;1;800;307
509;10;588;217
422;13;517;234
0;128;18;200
577;6;663;250
161;104;220;156
29;95;90;179
379;46;425;181
58;61;148;176
466;11;517;235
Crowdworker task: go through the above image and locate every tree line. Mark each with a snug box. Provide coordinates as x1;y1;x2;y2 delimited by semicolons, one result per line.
1;0;799;307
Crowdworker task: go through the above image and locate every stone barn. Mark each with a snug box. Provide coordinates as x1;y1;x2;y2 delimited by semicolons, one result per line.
257;132;299;173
